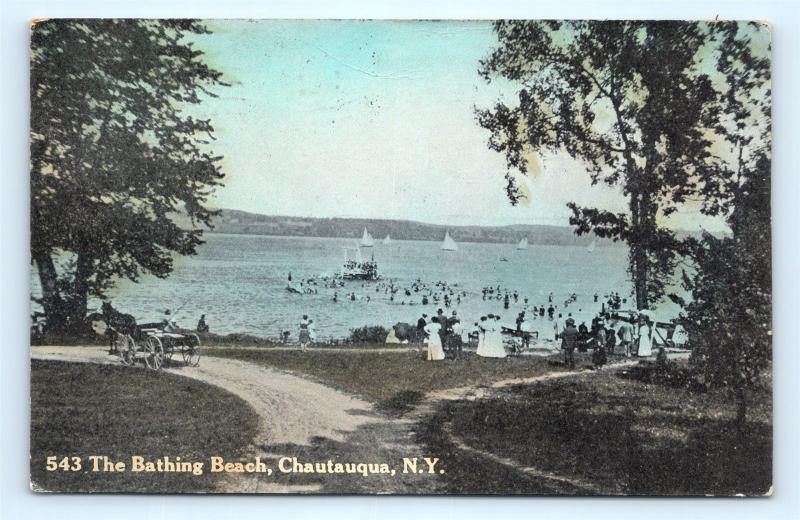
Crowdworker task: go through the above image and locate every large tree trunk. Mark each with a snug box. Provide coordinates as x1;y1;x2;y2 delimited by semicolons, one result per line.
65;250;94;329
629;193;650;310
33;251;66;332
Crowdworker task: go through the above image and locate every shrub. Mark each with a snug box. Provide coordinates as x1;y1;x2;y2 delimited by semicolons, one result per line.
348;325;388;344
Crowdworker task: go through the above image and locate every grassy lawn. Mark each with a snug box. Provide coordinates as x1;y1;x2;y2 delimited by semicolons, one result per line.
30;360;259;493
418;363;771;496
206;347;569;414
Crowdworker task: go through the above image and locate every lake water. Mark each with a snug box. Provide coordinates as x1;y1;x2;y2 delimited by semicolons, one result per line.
32;233;683;341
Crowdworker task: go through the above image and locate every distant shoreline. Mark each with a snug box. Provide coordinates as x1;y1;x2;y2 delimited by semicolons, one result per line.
202;230;624;248
199;209;627;247
184;209;715;247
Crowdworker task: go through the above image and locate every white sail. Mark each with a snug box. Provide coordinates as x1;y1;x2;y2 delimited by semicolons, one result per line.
360;227;374;247
383;235;391;245
516;238;528;250
441;231;458;251
587;240;596;253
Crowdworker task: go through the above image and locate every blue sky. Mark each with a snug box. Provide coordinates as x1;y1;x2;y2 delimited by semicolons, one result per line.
187;20;745;231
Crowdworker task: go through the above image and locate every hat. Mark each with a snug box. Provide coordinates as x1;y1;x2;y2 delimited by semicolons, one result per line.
566;318;576;326
422;313;428;318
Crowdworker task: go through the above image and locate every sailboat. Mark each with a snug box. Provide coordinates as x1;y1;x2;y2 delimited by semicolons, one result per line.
587;240;596;253
383;235;392;245
441;231;458;251
516;238;528;250
360;227;374;247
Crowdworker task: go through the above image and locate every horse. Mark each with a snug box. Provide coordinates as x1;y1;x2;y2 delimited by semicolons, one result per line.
98;301;138;353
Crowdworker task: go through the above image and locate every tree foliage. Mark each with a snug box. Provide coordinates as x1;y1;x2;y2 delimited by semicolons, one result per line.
478;20;721;308
677;23;771;426
30;19;227;331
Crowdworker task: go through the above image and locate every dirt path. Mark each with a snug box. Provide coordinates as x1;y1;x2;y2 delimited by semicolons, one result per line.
30;346;430;494
30;346;665;494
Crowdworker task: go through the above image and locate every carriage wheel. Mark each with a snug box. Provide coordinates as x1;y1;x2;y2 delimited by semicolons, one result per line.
182;346;201;367
119;335;136;366
144;336;164;371
182;334;201;366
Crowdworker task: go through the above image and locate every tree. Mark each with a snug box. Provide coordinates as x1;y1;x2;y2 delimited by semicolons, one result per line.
30;19;227;332
477;21;719;308
678;22;771;427
681;154;770;428
479;21;771;423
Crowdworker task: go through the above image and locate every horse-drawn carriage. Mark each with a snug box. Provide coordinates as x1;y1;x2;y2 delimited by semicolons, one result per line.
91;303;201;371
115;327;201;370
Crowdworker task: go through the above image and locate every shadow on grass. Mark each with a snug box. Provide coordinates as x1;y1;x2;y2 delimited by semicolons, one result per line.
616;361;695;390
30;359;259;493
416;370;771;496
377;390;426;416
232;417;446;494
234;409;583;495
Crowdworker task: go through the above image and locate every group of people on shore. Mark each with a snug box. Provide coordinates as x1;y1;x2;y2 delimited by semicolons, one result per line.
411;300;667;365
418;309;463;360
559;313;656;369
415;308;517;361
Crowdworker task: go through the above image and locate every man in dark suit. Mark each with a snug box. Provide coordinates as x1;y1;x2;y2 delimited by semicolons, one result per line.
561;318;579;369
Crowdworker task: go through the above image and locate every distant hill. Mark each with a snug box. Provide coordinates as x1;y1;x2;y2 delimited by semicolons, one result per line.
205;209;623;247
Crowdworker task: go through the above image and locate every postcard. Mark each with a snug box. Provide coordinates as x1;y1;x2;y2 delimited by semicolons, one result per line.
29;19;771;495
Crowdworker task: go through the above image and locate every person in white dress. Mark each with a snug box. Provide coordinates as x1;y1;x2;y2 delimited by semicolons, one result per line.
424;321;446;361
478;314;507;358
475;316;489;356
637;317;653;357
